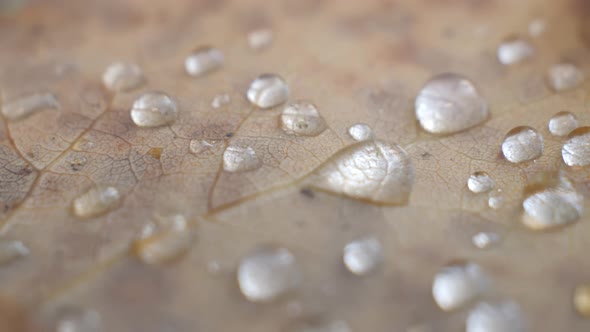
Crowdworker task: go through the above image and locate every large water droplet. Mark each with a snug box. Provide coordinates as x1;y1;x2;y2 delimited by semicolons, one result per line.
184;46;224;77
466;301;527;332
348;123;374;141
574;284;590;317
467;171;494;194
1;92;59;121
72;185;121;219
562;127;590;167
55;307;102;332
472;232;501;249
223;145;261;172
280;101;326;136
432;262;490;311
237;246;302;303
547;63;584;92
343;236;383;276
501;126;543;163
0;239;29;265
130;92;178;127
548;111;578;137
497;38;535;65
247;74;289;109
133;214;193;264
101;62;144;92
309;140;414;205
248;29;273;50
415;73;488;134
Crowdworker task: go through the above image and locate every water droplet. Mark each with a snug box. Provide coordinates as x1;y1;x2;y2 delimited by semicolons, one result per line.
0;240;29;265
574;284;590;317
101;62;144;92
432;262;490;311
466;301;526;332
348;123;374;141
309;140;415;205
467;171;494;194
501;126;543;163
211;93;231;109
189;139;223;155
562;127;590;167
184;46;224;77
547;63;584;92
472;232;501;249
246;74;289;109
1;92;59;121
497;38;535;65
488;189;504;210
237;246;302;303
72;185;121;219
223;145;261;172
130;92;178;127
528;18;547;37
207;260;222;275
548;111;578;137
248;29;273;50
280;101;326;136
415;73;488;134
343;237;383;276
133;214;193;264
55;307;102;332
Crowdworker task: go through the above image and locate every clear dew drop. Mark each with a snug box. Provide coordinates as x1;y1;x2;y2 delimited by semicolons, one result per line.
528;18;547;37
189;139;223;155
547;63;584;92
501;126;543;163
415;73;488;134
55;307;102;332
237;246;302;303
309;140;415;205
562;127;590;167
72;185;121;219
133;214;193;265
432;262;490;311
467;171;494;194
343;236;383;276
184;46;224;77
0;239;29;265
280;101;327;136
472;232;501;249
130;91;178;127
497;38;535;65
466;301;527;332
246;73;289;109
574;284;590;317
1;92;59;121
488;189;504;210
101;62;144;92
223;145;261;172
248;29;273;50
548;111;578;137
348;123;374;141
211;93;231;109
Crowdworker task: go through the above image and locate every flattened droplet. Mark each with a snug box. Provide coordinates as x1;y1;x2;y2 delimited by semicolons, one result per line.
130;92;178;127
348;123;374;141
562;127;590;166
72;185;121;219
223;146;261;172
501;126;543;163
189;139;223;155
184;46;224;77
497;38;535;65
547;63;584;92
247;74;289;109
0;240;29;265
466;301;527;332
467;171;494;194
1;92;59;121
248;29;273;50
101;62;144;92
309;140;415;205
211;93;231;109
133;214;193;264
237;246;302;303
280;101;326;136
415;73;488;134
432;262;490;311
472;232;501;249
343;237;383;276
548;111;578;137
574;284;590;317
55;307;102;332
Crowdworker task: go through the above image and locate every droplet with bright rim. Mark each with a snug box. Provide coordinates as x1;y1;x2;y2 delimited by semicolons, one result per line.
130;91;178;127
72;185;121;219
280;101;326;136
184;46;224;77
246;74;289;109
101;62;144;92
348;123;374;141
501;126;543;163
562;127;590;167
547;63;584;92
432;262;490;311
467;171;494;194
497;38;535;65
548;111;578;137
343;237;383;276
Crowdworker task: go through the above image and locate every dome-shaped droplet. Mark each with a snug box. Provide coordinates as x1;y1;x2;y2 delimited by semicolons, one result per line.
467;171;494;194
130;92;178;127
280;101;326;136
72;185;121;219
501;126;543;163
133;214;193;264
415;73;488;134
237;246;302;303
432;262;490;311
343;237;383;276
562;127;590;167
548;111;578;137
247;74;289;109
1;92;59;121
248;29;273;50
466;301;526;332
309;140;415;205
497;38;535;65
348;123;374;141
547;63;584;92
223;145;261;172
55;307;102;332
0;239;29;265
211;93;231;108
101;62;144;92
184;46;224;77
472;232;501;249
574;284;590;317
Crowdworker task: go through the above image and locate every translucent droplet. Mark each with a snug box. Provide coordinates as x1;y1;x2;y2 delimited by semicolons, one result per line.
248;29;273;50
547;63;584;92
101;62;144;92
548;111;578;137
223;145;261;172
415;73;488;134
488;190;504;210
55;307;102;332
133;214;193;264
466;301;527;332
472;232;501;249
574;284;590;317
501;126;543;163
343;237;383;276
467;171;494;194
280;101;327;136
246;74;289;109
0;240;29;265
528;18;547;37
189;139;223;155
211;93;231;109
184;46;224;77
348;123;374;141
72;185;121;219
562;127;590;166
1;92;59;121
237;246;302;303
130;92;178;127
432;262;490;311
497;38;535;65
309;140;415;205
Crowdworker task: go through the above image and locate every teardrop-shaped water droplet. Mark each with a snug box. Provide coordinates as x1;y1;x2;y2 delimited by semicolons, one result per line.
415;73;488;134
101;62;144;92
55;307;102;332
248;29;273;50
348;123;374;141
237;246;302;303
467;171;494;194
247;74;289;109
72;185;121;219
211;93;231;109
223;145;261;172
1;92;59;121
133;214;193;264
501;126;543;163
497;38;535;65
466;301;527;332
432;262;490;311
130;92;178;127
562;127;590;167
184;46;224;77
574;284;590;317
548;111;578;137
343;236;383;276
472;232;501;249
280;101;326;136
547;63;584;92
0;239;29;265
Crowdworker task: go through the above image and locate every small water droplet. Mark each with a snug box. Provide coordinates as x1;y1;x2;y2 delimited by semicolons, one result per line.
133;214;193;264
415;73;488;134
72;185;121;219
497;38;535;65
184;46;224;77
211;93;231;109
0;240;29;265
207;260;222;275
432;262;490;311
528;18;547;37
466;301;526;332
488;189;504;210
247;74;289;109
237;246;302;303
562;127;590;167
130;92;178;127
55;307;102;332
189;139;223;155
101;62;144;92
248;29;273;50
280;101;326;136
547;63;584;92
574;284;590;317
348;123;374;141
343;236;383;276
1;92;59;121
548;111;578;137
501;126;543;163
467;171;494;194
223;145;261;172
472;232;501;249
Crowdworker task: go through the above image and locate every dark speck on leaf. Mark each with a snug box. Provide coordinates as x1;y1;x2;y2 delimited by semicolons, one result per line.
300;188;315;198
